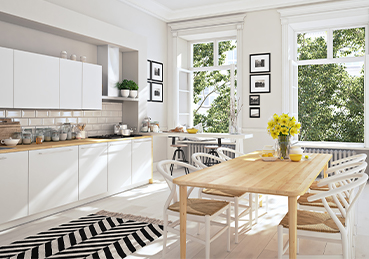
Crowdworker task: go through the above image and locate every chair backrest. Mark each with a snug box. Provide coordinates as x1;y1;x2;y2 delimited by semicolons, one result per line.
192;152;225;168
330;153;367;167
216;147;244;161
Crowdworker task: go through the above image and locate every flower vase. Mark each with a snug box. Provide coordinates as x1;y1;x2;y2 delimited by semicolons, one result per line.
229;120;239;134
277;135;290;159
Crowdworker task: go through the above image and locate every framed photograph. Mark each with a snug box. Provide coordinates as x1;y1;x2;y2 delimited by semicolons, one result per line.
250;74;271;93
147;81;151;101
249;95;260;106
151;82;163;102
250;53;270;73
147;60;151;80
250;107;260;118
151;61;163;82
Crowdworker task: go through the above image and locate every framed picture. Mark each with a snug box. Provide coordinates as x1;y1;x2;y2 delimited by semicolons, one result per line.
249;95;260;106
250;74;271;93
151;61;163;82
250;53;270;73
250;107;260;118
147;60;151;80
151;82;163;102
147;81;151;101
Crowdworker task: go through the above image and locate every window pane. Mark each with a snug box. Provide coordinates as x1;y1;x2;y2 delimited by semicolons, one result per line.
218;40;237;65
298;62;364;143
297;31;327;60
333;27;365;58
193;42;213;67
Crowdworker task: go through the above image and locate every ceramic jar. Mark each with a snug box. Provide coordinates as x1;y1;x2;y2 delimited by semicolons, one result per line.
290;146;303;155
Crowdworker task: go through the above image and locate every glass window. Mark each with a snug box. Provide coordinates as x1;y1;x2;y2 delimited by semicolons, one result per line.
333;27;365;58
193;42;214;67
297;31;327;60
218;40;237;65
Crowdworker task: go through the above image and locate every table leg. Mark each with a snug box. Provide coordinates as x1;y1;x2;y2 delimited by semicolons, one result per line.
172;137;176;145
217;137;222;147
179;186;187;259
288;196;298;259
323;163;328;178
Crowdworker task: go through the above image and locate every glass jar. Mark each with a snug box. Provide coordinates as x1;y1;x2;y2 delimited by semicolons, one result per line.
52;130;59;142
12;132;23;144
44;129;52;142
22;132;32;145
35;129;44;143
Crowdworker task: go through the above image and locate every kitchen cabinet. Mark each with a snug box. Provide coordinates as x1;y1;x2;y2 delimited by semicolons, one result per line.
82;63;102;110
132;138;152;185
14;50;60;109
0;47;13;108
29;147;78;214
79;143;107;200
0;151;28;224
60;59;82;109
107;141;132;193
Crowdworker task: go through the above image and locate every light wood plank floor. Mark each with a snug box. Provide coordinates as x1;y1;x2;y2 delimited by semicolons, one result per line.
1;169;368;258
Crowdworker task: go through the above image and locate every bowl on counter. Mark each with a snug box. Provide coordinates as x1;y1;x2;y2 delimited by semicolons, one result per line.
1;138;20;146
290;154;302;162
186;128;198;134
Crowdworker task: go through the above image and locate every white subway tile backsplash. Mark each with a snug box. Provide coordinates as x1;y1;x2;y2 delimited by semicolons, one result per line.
66;118;78;124
61;111;72;117
87;118;98;124
92;124;102;130
13;118;29;126
22;110;35;118
49;111;61;117
78;118;88;124
102;124;112;130
36;110;49;117
98;118;106;123
102;111;111;117
0;110;5;117
106;118;119;123
55;118;67;124
6;110;21;117
85;125;93;131
93;111;102;116
29;118;43;126
73;111;83;117
43;118;55;125
84;111;94;117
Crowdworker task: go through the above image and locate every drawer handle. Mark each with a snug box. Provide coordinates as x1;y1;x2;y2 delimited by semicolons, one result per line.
109;143;130;147
38;148;73;155
81;146;106;149
0;157;7;160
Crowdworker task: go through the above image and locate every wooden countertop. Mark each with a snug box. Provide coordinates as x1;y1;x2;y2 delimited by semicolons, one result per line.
0;136;152;154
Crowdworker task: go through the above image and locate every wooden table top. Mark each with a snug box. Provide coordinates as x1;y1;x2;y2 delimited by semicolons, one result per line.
173;151;332;197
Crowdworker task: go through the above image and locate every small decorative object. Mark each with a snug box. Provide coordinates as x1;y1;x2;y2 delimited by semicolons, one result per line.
249;95;260;105
70;54;77;60
267;113;301;159
151;61;163;82
36;136;42;144
115;80;130;98
150;82;163;102
290;146;303;155
22;132;32;145
290;154;302;162
262;145;275;156
250;107;260;118
250;53;270;73
80;56;87;62
229;97;243;134
250;74;270;93
60;51;67;59
147;60;151;80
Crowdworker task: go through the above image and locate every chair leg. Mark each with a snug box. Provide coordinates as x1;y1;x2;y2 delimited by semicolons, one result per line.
297;238;299;254
234;197;239;244
255;194;259;224
277;225;283;259
249;193;253;229
170;150;178;176
265;195;269;212
227;204;231;252
205;215;211;259
162;213;168;256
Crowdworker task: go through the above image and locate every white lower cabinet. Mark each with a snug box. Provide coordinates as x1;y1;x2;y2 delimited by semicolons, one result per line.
0;152;28;224
29;147;78;214
108;141;132;193
79;143;108;200
132;138;152;185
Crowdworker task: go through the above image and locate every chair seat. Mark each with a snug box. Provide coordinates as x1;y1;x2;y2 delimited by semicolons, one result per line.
202;188;247;198
168;198;229;216
298;193;348;208
204;146;218;149
171;144;188;148
309;180;329;191
279;209;345;234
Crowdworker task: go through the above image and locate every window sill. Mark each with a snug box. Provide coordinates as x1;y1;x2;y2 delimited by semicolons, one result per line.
296;141;367;150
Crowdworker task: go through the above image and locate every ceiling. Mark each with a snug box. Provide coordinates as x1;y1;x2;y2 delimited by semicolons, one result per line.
118;0;340;22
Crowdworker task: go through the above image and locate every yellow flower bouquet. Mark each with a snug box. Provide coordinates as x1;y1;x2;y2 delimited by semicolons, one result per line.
267;113;301;159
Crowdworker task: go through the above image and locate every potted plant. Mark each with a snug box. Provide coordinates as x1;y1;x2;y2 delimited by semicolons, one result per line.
127;80;139;98
115;80;130;97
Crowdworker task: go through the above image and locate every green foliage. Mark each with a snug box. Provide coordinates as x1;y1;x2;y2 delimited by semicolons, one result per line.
298;28;364;143
193;41;236;133
116;79;138;90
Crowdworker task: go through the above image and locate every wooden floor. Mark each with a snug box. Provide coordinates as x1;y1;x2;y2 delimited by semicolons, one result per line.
1;169;369;258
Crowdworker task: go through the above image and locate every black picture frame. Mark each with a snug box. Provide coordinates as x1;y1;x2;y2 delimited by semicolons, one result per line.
250;74;271;93
147;81;151;101
151;61;163;82
249;95;260;106
250;53;270;73
250;107;260;118
147;60;151;80
151;82;163;102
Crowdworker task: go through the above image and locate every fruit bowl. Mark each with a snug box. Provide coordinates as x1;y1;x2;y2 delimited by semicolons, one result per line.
186;128;198;134
290;154;302;162
260;155;278;162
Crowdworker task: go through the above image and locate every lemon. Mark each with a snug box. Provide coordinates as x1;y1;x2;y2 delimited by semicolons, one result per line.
262;154;267;157
305;155;309;159
268;153;273;157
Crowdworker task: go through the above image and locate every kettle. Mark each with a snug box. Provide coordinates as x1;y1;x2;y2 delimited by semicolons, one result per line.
114;123;128;134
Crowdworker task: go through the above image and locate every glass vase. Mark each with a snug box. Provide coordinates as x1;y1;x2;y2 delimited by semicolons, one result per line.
229;120;239;134
277;135;290;159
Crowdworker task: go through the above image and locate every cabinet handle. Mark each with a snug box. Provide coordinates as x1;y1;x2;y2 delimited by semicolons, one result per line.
0;157;7;160
81;146;106;149
133;140;151;144
109;142;130;147
38;148;73;155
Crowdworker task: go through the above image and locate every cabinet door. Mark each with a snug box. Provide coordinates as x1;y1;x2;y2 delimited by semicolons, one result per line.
132;138;152;185
79;143;107;200
0;47;13;108
60;59;82;109
0;152;28;224
29;147;78;214
107;141;132;193
14;50;59;109
82;63;102;110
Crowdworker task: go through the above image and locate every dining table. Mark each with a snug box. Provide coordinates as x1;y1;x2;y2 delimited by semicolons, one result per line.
173;151;332;259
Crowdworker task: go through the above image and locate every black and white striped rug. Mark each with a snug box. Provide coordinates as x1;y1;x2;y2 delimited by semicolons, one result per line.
0;210;164;259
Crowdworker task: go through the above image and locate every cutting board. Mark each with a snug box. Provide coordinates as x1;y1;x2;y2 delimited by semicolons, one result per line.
0;118;21;140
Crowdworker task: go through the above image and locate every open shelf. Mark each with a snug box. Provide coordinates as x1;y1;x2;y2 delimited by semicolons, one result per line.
102;96;139;102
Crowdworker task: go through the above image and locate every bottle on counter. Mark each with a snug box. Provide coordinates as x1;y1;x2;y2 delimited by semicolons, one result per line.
52;130;59;142
44;129;52;142
22;132;32;145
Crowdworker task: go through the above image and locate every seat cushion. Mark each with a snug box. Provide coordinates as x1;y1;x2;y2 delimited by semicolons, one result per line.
298;193;347;208
309;181;329;191
202;188;247;198
279;209;345;233
168;198;229;216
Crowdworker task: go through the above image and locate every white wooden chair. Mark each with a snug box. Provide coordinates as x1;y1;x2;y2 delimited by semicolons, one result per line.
278;170;368;259
192;152;253;244
216;146;244;161
157;160;231;259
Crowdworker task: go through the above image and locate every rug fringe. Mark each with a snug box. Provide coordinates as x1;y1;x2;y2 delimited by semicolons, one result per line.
96;210;167;225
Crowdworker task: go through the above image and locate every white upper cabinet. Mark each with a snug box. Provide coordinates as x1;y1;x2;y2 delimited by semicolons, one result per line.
60;59;82;109
82;63;102;110
0;47;13;108
14;50;60;109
